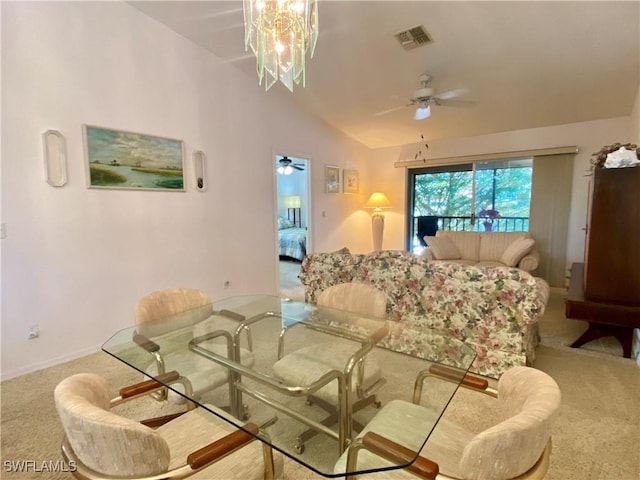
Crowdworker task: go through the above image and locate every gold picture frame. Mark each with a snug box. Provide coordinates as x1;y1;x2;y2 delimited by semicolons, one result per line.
325;165;340;194
84;125;185;191
343;169;359;194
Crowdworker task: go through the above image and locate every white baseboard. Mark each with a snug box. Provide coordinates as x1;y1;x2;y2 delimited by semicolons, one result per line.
1;344;101;382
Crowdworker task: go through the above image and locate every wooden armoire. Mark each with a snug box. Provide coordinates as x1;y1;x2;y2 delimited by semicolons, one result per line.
565;166;640;357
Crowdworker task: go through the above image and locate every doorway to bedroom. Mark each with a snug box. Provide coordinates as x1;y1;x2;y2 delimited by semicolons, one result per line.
275;154;309;299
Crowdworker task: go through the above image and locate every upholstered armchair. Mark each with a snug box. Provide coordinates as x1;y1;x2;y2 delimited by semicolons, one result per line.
335;366;561;480
54;372;283;480
272;282;388;453
134;287;255;405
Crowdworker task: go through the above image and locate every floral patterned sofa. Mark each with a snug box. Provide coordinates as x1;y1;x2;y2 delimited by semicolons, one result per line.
299;250;550;379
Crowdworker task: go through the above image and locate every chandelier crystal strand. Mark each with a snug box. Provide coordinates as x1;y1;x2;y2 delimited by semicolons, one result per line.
244;0;318;92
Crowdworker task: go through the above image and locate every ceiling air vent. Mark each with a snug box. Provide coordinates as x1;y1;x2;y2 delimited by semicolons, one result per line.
394;25;432;51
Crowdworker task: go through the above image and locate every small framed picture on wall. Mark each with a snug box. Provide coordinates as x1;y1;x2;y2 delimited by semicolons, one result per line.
343;169;359;194
325;165;340;194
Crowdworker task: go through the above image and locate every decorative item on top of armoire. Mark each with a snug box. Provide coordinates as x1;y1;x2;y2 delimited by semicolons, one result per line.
590;142;639;168
565;144;640;358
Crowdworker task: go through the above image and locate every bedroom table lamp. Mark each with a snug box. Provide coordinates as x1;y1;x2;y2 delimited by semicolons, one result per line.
365;192;391;251
285;195;302;227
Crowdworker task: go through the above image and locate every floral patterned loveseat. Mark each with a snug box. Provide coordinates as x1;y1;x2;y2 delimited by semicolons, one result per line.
299;250;550;379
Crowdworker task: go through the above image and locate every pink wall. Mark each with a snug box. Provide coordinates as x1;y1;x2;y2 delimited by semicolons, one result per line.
0;2;372;379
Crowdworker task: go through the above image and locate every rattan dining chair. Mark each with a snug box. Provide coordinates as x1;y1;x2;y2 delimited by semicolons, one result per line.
334;365;561;480
54;372;283;480
272;282;388;453
134;287;255;406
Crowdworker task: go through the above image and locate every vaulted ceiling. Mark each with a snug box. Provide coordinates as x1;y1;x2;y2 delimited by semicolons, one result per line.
130;1;640;149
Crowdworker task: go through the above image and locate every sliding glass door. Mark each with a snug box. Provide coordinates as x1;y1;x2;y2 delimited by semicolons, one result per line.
407;158;532;252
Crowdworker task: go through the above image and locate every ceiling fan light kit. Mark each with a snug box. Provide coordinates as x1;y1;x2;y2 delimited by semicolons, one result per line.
277;156;305;175
414;105;431;120
375;73;470;120
277;165;294;175
243;0;319;92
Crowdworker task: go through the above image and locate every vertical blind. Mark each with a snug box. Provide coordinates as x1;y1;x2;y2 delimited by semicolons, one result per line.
529;153;574;287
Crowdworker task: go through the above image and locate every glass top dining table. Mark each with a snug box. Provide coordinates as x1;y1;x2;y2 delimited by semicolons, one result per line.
102;294;476;478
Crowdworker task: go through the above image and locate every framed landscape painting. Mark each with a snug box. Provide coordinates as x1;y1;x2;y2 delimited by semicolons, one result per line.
84;125;185;191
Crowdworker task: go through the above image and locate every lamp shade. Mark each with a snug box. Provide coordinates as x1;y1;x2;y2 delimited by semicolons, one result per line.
365;192;391;211
285;196;301;208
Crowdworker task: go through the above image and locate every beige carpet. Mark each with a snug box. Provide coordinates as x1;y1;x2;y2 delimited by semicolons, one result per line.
279;259;305;300
1;288;639;479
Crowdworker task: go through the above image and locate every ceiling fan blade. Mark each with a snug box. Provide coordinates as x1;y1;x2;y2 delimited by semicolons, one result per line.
374;104;409;117
293;165;304;171
414;105;431;120
436;98;476;108
434;88;469;100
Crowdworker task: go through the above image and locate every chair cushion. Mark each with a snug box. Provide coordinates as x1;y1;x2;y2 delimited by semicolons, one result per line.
474;260;507;268
317;282;387;318
333;399;474;478
459;367;561;480
424;236;462;260
333;367;560;480
54;373;171;477
157;405;284;479
135;288;213;337
272;342;382;404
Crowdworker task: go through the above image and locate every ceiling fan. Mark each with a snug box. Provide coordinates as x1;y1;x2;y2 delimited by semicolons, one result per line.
277;156;305;175
375;74;471;120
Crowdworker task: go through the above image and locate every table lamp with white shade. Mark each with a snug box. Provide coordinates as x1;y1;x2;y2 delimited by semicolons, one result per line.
285;195;302;227
364;192;391;251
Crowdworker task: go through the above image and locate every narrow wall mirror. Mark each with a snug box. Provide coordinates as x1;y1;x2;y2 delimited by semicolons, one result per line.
43;130;67;187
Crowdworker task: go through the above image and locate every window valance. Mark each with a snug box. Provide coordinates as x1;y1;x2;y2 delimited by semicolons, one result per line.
395;146;578;168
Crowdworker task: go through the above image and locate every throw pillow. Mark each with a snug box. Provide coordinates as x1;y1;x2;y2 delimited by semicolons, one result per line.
277;216;294;230
500;237;535;267
424;236;462;260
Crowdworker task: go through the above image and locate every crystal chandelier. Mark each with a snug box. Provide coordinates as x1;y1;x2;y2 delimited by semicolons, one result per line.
243;0;319;92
